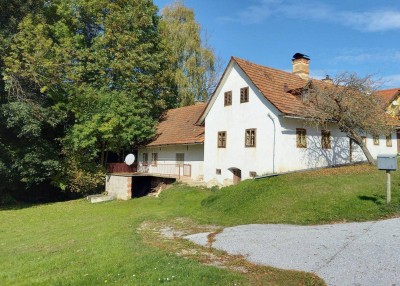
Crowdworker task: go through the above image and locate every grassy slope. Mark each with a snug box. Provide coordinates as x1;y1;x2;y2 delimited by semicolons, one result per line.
195;164;400;225
1;163;399;285
1;197;246;286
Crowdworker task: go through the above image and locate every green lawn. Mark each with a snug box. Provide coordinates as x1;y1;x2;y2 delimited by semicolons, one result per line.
1;163;399;285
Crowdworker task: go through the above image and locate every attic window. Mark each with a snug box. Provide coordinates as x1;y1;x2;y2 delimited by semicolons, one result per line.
240;87;249;103
224;91;232;106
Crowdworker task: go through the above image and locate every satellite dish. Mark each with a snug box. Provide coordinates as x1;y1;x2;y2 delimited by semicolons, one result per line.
124;154;135;166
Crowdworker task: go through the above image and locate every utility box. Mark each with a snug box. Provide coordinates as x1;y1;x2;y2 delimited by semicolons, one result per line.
377;154;398;171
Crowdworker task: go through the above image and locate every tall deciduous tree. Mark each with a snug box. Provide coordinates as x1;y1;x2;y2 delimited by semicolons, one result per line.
1;0;175;193
302;73;396;165
160;0;218;106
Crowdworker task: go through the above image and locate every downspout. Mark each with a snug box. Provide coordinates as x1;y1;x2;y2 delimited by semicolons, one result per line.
267;113;276;174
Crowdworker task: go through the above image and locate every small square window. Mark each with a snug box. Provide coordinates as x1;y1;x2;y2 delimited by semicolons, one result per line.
216;169;221;175
224;91;232;106
240;87;249;103
245;129;256;147
218;131;227;148
249;171;257;178
321;130;331;149
296;128;307;148
386;135;392;147
373;135;379;146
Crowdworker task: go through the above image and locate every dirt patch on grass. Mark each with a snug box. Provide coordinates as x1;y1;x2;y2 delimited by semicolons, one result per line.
138;218;326;286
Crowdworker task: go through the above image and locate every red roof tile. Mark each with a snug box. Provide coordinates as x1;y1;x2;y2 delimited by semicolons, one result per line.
232;57;310;116
375;88;400;107
146;103;206;147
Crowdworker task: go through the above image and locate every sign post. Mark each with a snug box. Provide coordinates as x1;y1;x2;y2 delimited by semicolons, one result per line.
386;170;391;205
377;154;397;205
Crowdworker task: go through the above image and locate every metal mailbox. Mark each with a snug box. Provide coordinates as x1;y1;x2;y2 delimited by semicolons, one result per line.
377;154;398;171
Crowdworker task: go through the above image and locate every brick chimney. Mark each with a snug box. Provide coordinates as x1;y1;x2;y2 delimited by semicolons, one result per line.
292;53;310;80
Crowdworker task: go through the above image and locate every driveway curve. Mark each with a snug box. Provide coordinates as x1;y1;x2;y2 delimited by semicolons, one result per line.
185;217;400;286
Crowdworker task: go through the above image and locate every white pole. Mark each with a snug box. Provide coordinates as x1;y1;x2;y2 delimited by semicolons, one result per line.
386;170;391;205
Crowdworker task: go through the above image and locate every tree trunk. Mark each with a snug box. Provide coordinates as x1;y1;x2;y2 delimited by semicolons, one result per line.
348;130;376;165
359;142;375;165
100;142;105;166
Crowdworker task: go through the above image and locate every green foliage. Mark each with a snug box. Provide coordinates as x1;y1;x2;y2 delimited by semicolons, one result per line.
0;0;176;193
160;0;218;106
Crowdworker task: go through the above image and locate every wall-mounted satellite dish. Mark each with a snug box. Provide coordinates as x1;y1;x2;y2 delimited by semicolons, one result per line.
124;154;135;166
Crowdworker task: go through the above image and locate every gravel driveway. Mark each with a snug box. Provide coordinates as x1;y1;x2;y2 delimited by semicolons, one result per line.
185;217;400;286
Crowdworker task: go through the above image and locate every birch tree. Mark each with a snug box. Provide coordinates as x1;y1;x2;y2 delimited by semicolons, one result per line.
160;0;219;106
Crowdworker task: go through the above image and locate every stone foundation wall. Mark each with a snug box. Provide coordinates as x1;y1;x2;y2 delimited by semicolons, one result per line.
105;175;132;200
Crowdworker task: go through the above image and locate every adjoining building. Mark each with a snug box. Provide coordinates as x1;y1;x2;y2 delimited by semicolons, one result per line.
107;54;399;198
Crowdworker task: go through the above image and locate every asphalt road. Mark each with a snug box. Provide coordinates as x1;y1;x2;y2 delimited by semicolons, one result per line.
185;218;400;286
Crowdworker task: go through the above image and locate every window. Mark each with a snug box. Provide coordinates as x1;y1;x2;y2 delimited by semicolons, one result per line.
249;171;257;178
216;169;221;175
240;87;249;103
361;136;367;146
386;135;392;147
142;153;148;166
321;130;331;149
176;153;184;166
296;128;307;148
373;135;379;146
224;91;232;106
218;131;227;148
151;153;158;166
245;129;256;147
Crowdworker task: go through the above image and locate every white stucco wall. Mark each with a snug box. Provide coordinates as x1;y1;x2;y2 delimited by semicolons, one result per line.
203;62;398;185
204;63;279;185
276;118;397;172
138;144;204;180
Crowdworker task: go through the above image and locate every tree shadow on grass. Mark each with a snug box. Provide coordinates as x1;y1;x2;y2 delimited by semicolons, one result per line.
0;203;35;211
358;195;384;206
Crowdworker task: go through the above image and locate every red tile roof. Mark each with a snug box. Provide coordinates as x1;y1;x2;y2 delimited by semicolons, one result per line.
146;103;206;147
196;57;312;123
232;57;310;116
375;88;400;107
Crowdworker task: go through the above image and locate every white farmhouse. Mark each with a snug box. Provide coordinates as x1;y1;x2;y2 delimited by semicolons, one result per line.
108;54;398;198
195;55;396;185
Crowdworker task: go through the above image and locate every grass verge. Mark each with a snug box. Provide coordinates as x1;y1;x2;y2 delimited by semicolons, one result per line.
1;163;399;285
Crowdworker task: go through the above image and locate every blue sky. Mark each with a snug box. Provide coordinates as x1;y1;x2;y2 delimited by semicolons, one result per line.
153;0;400;89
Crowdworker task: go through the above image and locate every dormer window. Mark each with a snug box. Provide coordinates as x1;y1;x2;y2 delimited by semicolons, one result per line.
240;87;249;103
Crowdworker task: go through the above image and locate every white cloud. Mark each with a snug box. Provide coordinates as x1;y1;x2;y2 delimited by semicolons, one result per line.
335;51;400;64
222;0;400;32
341;10;400;32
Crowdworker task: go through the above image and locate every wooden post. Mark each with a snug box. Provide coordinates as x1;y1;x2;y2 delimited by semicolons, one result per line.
386;170;391;205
